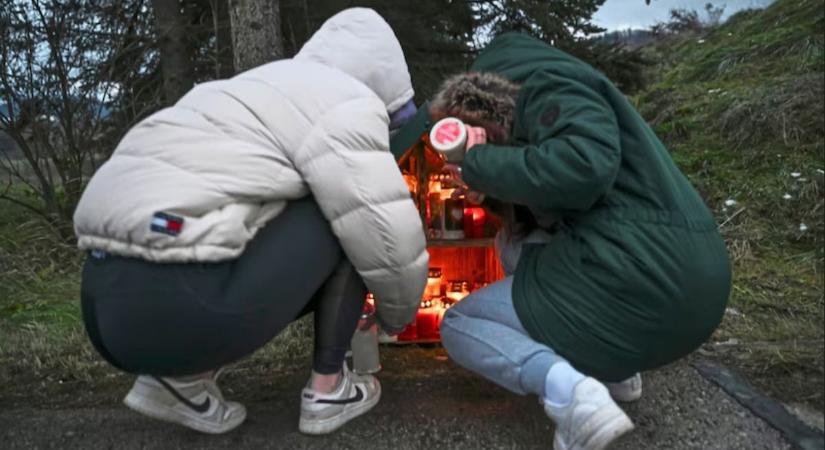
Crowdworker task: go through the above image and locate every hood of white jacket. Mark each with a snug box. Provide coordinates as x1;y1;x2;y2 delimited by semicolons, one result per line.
295;8;414;113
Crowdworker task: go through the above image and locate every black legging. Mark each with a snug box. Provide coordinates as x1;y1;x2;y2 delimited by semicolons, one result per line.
80;197;367;377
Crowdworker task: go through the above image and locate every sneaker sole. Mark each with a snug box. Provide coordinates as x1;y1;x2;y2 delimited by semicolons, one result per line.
298;385;382;435
124;391;246;435
554;405;635;450
608;389;642;403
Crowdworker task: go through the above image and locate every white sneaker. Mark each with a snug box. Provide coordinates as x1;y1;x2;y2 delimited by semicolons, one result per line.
123;370;246;434
544;377;635;450
605;373;643;403
299;364;381;435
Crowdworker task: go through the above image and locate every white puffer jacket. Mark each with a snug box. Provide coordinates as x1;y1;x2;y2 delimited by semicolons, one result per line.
73;8;428;331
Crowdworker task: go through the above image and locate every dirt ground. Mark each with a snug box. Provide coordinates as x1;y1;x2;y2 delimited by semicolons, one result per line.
0;346;811;450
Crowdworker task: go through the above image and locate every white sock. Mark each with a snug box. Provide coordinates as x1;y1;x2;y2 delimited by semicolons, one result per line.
544;362;585;407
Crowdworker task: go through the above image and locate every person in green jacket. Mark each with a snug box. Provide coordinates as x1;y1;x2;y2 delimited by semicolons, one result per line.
402;33;731;450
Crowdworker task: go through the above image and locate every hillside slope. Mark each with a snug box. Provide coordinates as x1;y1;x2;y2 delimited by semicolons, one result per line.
637;0;824;414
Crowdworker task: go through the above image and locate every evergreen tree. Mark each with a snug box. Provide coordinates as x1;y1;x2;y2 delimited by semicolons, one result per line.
473;0;607;47
279;0;475;100
473;0;650;94
279;0;648;98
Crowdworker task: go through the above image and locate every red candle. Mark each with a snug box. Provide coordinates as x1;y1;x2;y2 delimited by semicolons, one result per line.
417;307;441;340
473;208;486;237
463;207;487;238
463;208;473;238
397;320;418;342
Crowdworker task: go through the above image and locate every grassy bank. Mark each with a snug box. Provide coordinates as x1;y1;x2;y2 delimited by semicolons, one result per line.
636;0;824;411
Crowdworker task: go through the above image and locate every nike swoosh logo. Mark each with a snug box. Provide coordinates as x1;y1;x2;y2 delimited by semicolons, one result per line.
316;386;364;405
154;377;212;414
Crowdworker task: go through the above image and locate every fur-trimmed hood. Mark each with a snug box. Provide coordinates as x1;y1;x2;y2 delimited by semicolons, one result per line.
429;72;520;139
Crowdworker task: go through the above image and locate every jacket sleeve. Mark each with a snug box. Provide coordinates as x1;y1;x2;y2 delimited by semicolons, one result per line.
461;70;621;213
292;97;429;333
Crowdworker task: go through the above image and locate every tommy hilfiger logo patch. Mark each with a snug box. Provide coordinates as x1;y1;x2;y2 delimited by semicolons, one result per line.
151;212;184;236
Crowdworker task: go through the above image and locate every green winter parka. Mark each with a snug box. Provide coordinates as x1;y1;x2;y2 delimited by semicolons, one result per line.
461;33;731;381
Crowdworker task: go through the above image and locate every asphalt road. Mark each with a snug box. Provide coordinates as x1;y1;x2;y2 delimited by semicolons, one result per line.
0;347;793;449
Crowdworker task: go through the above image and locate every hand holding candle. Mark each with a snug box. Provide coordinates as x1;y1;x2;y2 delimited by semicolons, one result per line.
464;125;487;152
439;124;487;205
463;190;486;206
428;118;487;162
443;163;486;206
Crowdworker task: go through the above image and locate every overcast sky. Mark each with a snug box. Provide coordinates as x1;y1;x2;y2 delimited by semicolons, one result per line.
593;0;776;31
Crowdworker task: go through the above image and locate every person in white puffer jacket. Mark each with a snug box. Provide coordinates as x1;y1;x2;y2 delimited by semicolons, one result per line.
75;8;427;435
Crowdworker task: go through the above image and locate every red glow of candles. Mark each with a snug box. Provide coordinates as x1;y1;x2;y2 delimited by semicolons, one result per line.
463;207;487;238
397;320;418;341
